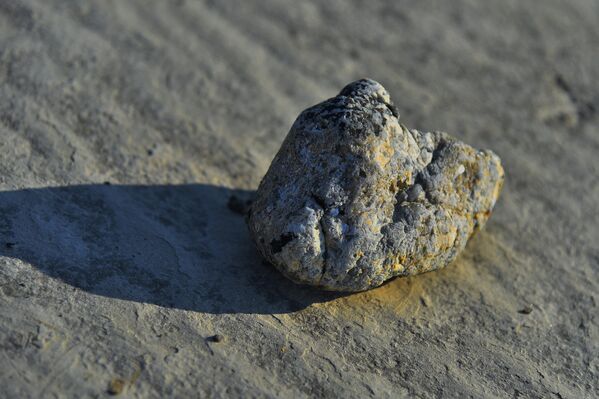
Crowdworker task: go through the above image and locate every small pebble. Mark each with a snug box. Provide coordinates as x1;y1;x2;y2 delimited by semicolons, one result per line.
107;378;125;395
207;334;225;343
227;195;252;215
518;305;533;315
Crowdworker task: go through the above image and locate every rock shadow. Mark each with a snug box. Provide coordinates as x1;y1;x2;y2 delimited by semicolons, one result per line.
0;184;343;314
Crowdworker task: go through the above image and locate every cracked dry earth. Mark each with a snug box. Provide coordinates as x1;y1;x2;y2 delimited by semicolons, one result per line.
249;79;504;291
0;1;597;398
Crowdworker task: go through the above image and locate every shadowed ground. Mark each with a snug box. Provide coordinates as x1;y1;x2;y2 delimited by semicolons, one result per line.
0;184;342;314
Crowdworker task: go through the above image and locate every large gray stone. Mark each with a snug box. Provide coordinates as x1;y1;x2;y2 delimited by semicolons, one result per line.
248;79;504;291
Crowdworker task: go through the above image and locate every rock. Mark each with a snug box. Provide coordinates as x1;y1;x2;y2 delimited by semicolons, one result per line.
107;378;125;396
227;194;253;215
248;79;504;292
518;305;534;315
207;334;226;343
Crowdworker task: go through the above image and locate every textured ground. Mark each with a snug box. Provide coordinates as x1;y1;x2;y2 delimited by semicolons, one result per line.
0;1;597;397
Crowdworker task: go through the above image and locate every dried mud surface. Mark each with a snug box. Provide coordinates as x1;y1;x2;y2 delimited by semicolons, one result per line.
0;1;597;397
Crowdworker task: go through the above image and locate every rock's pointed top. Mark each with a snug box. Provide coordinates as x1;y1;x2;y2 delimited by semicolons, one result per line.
338;78;391;104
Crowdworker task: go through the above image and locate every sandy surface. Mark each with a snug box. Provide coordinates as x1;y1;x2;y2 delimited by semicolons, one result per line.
0;1;598;397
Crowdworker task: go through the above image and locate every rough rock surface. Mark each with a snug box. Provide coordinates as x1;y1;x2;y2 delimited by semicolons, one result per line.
249;79;504;291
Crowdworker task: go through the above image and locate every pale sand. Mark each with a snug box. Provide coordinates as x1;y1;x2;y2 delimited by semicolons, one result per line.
0;1;597;397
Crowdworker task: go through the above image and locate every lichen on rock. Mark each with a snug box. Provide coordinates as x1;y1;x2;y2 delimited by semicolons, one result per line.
248;79;504;292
